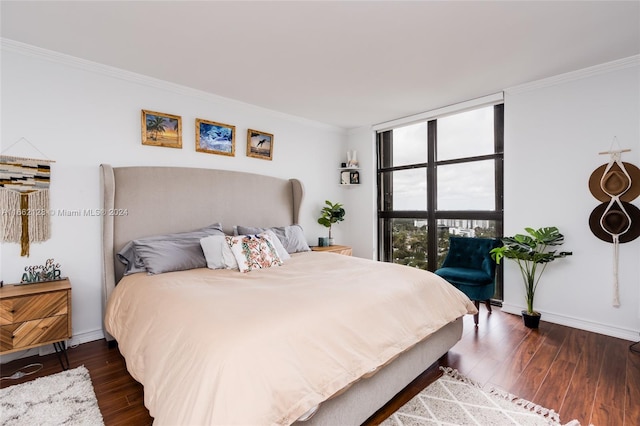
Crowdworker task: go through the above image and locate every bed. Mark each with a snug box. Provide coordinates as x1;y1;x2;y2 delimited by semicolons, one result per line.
100;164;476;425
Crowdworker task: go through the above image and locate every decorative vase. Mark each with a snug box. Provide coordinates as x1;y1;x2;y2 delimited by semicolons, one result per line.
346;150;358;168
521;311;541;329
328;238;335;246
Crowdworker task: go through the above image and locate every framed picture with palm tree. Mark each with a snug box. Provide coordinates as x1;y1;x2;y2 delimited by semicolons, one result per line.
141;109;182;148
246;129;274;160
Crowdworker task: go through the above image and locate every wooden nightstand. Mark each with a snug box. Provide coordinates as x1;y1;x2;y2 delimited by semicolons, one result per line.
311;245;353;256
0;278;72;369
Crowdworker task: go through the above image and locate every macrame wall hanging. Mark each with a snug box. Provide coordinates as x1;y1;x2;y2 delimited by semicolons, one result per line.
0;138;54;257
588;138;640;307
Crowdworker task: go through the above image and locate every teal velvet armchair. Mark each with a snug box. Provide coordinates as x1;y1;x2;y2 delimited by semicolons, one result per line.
435;236;502;326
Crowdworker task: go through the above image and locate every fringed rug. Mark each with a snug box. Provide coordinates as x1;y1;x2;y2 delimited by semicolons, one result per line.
382;367;581;426
0;365;104;426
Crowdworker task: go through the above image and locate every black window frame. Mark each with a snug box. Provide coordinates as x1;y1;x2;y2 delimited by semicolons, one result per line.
377;104;504;299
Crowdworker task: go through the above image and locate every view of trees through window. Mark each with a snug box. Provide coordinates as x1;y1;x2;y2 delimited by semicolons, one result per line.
391;219;499;270
377;104;504;298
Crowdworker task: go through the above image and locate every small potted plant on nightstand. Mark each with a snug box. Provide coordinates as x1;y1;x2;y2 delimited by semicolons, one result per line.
317;200;345;246
490;226;572;329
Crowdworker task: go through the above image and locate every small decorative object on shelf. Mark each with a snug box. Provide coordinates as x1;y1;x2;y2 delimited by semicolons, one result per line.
340;171;351;185
21;258;63;283
346;150;358;168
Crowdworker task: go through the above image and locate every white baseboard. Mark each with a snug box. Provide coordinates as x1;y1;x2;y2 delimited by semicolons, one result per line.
0;329;105;364
67;329;105;348
501;303;640;342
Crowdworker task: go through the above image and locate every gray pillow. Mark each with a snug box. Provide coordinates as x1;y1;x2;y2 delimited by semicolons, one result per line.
236;224;310;253
117;241;147;275
134;239;210;275
117;223;224;275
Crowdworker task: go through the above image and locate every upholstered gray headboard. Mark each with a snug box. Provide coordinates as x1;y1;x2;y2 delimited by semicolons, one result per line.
100;165;304;339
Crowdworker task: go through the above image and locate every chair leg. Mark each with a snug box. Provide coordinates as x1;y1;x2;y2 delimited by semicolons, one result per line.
484;299;492;314
473;300;480;326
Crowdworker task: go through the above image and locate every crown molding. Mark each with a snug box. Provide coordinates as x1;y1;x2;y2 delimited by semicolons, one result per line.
1;38;346;134
506;55;640;95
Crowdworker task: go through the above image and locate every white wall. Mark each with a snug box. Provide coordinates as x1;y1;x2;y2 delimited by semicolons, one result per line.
502;58;640;340
344;126;377;259
0;41;346;352
345;57;640;340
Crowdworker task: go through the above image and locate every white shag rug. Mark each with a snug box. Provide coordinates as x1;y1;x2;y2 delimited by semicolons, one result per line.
0;365;104;426
382;367;582;426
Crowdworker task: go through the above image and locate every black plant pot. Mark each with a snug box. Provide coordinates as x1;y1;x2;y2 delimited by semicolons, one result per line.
521;311;541;329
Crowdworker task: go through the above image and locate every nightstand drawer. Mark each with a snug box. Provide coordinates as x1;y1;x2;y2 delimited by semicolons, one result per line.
0;314;69;351
0;291;68;325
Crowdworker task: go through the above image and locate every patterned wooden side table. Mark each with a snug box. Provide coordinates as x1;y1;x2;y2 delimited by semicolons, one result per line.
0;279;72;369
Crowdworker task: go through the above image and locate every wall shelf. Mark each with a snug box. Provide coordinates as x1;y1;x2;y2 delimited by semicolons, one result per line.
339;168;360;186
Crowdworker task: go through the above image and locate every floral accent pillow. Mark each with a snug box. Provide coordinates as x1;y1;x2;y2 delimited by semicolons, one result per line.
226;233;283;273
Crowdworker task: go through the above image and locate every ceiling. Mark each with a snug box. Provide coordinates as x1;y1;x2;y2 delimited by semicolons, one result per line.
2;1;639;129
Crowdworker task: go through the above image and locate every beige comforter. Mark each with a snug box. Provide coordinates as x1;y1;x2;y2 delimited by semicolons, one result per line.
104;252;476;425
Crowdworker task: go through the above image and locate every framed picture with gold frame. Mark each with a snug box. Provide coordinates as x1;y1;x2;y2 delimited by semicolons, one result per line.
195;118;235;156
141;109;182;148
246;129;274;160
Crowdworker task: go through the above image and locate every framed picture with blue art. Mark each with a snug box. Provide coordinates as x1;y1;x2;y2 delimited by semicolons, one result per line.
247;129;274;160
195;118;236;156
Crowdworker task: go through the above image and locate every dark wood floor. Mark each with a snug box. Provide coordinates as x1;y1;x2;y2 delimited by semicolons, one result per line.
2;308;639;425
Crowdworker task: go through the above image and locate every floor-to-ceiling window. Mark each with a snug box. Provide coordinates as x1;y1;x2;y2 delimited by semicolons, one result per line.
377;103;504;299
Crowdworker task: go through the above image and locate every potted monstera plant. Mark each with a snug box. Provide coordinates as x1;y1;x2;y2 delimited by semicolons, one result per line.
317;200;345;246
490;226;572;328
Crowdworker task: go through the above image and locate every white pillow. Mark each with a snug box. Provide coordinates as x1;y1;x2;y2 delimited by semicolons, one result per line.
226;233;283;273
264;229;291;261
235;224;311;253
200;235;238;270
